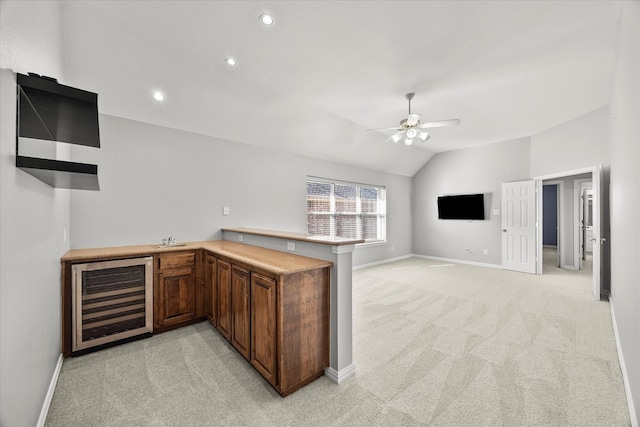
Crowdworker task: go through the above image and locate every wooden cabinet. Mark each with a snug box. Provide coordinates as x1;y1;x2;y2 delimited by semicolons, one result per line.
216;261;251;360
216;259;232;341
231;265;250;360
154;251;196;330
276;268;330;395
250;273;276;385
203;254;217;326
206;245;331;396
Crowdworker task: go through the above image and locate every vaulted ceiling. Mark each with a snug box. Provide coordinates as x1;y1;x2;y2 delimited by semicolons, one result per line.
60;1;622;176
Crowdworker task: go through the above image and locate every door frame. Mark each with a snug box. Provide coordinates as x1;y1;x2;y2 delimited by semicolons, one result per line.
533;165;602;299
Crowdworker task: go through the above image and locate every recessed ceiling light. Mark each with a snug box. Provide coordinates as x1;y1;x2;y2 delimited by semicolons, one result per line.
260;14;274;26
225;57;237;66
153;91;164;101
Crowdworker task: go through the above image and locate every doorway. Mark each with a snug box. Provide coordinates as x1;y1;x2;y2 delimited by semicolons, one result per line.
542;182;561;270
534;166;604;300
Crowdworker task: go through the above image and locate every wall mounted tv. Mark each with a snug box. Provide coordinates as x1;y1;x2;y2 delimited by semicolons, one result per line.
437;194;485;220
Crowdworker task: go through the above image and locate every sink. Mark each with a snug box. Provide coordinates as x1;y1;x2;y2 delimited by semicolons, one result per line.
154;243;187;249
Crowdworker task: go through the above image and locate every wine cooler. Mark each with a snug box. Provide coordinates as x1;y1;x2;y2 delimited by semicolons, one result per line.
72;257;153;352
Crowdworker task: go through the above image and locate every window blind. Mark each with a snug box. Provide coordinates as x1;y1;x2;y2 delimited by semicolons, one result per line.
307;178;386;243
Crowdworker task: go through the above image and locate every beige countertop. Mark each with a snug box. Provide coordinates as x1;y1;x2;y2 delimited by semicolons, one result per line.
201;241;332;274
62;240;332;275
222;227;364;246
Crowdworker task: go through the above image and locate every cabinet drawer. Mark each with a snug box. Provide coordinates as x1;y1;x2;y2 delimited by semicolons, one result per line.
157;252;195;270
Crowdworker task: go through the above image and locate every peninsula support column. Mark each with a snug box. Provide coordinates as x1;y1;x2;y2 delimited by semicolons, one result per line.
324;244;356;383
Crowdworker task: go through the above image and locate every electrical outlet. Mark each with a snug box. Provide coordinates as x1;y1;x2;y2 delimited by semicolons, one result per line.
223;206;230;216
238;234;243;242
287;242;295;251
493;209;500;216
483;249;489;255
465;248;471;253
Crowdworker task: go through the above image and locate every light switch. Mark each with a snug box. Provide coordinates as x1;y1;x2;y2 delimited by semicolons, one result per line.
493;209;500;216
223;206;229;216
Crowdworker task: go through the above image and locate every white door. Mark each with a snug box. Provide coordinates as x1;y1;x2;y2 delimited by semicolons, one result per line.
502;180;537;274
591;167;602;300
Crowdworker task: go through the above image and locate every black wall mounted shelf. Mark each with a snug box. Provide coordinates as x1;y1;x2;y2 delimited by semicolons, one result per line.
16;156;100;191
16;73;101;190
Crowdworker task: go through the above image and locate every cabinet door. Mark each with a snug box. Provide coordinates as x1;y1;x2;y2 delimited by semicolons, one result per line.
216;260;232;340
231;265;251;360
157;267;195;326
204;254;217;326
250;273;277;385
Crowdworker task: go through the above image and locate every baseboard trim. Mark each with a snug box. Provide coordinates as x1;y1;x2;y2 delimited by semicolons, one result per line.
610;298;638;427
413;254;502;270
325;363;356;384
354;254;502;271
353;254;413;271
37;353;63;427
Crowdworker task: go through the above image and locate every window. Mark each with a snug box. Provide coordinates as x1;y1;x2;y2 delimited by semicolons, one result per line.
307;178;386;243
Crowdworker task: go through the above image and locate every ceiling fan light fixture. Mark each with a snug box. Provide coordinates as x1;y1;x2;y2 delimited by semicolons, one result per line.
406;128;417;139
391;133;403;144
418;131;430;142
404;138;414;146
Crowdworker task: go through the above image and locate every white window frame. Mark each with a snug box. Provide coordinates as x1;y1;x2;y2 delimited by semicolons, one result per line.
306;177;386;244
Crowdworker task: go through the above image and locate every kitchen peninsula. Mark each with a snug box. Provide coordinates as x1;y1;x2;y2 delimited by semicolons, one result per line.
220;228;363;385
61;229;359;396
61;238;337;396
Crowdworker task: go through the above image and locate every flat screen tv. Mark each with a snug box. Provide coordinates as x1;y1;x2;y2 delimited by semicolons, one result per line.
437;194;485;220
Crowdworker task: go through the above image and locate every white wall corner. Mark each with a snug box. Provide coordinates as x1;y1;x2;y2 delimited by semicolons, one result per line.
37;354;63;427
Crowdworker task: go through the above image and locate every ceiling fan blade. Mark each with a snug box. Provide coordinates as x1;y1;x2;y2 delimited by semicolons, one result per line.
419;119;461;129
366;126;403;132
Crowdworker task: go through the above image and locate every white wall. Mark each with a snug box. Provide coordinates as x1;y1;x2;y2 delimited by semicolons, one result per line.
0;1;68;425
412;137;531;265
69;114;413;266
530;106;610;177
608;0;639;422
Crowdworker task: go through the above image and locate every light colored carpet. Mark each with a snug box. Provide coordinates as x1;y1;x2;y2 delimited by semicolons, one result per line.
46;255;630;426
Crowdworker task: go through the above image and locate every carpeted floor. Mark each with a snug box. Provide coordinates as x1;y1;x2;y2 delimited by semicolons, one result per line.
45;254;630;426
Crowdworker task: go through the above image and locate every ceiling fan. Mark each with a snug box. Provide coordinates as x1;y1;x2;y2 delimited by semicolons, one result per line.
367;93;460;146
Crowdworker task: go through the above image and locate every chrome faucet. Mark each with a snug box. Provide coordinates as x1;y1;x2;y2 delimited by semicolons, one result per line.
168;236;176;245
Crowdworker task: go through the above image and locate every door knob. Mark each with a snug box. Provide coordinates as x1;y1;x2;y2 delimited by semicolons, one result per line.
502;229;507;232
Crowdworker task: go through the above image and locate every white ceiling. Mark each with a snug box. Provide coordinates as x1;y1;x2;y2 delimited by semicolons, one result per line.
60;1;622;177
